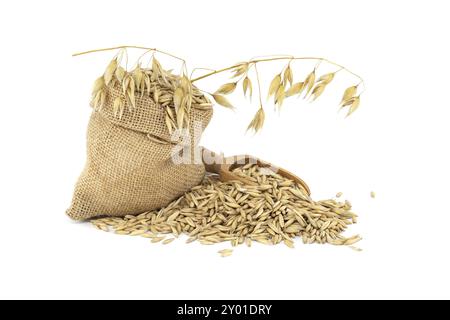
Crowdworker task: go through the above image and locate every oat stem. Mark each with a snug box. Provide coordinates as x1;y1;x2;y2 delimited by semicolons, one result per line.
72;45;186;63
190;67;217;79
191;56;365;88
254;64;263;107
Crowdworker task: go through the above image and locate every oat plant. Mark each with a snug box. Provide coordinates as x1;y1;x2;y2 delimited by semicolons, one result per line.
74;45;365;133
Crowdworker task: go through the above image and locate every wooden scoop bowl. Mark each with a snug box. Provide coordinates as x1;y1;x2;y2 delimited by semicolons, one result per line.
202;149;310;195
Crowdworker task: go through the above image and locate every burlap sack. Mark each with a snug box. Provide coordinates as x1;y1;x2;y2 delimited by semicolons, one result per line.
67;84;212;220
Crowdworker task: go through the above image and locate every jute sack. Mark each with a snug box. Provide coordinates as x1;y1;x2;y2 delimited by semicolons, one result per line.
67;82;212;221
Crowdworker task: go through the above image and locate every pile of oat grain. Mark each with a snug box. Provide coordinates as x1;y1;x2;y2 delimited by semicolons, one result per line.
91;164;361;252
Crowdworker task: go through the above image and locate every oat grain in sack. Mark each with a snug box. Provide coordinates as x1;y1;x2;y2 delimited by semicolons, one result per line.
67;58;212;220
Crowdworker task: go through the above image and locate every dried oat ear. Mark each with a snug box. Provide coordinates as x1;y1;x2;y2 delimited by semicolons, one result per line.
85;49;211;135
191;56;364;132
78;46;365;133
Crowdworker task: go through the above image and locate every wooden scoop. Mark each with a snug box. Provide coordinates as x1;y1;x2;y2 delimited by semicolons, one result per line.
202;149;310;195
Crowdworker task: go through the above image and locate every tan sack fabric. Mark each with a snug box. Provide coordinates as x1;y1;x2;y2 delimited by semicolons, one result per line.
67;83;212;220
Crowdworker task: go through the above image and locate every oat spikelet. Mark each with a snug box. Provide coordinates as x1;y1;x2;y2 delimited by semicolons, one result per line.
283;65;293;86
104;59;117;85
212;94;234;109
243;76;252;99
346;96;360;117
113;97;124;118
173;87;184;112
275;84;286;107
152;57;162;78
144;74;151;96
286;82;304;97
132;65;144;89
125;76;136;110
232;64;248;78
177;105;185;128
93;91;106;110
115;66;126;83
165;114;174;134
92;77;105;96
215;82;237;95
247;107;265;132
153;85;160;104
268;74;282;99
303;69;316;98
310;83;326;101
318;72;335;85
340;86;358;105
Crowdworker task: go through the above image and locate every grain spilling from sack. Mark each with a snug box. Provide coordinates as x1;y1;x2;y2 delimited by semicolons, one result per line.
91;164;361;248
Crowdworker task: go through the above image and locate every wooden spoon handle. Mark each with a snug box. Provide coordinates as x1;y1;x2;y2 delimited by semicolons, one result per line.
202;148;224;174
201;148;310;195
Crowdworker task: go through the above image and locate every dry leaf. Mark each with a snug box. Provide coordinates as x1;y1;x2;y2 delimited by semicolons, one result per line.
341;86;357;105
268;74;282;98
247;107;265;132
286;82;304;97
243;76;252;99
215;82;237;95
212;94;234;109
104;59;117;85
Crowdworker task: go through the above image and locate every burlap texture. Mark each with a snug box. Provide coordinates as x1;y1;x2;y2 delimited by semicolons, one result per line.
67;84;212;220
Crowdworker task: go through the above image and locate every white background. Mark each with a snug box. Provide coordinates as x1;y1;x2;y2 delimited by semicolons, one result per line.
1;0;449;300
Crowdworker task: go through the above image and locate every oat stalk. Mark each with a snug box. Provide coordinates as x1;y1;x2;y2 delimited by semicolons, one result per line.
190;56;364;89
72;45;186;63
74;46;365;133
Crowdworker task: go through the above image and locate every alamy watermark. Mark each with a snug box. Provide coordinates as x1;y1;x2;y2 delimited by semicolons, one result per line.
169;120;280;174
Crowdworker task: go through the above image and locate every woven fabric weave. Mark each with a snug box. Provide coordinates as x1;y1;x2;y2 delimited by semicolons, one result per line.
67;84;212;220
